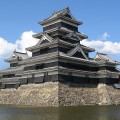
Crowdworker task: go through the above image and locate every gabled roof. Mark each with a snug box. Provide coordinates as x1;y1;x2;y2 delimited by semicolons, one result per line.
80;44;95;52
49;7;75;20
63;31;88;40
33;32;53;44
43;26;88;39
67;43;88;60
5;51;29;63
25;37;94;53
94;52;120;65
14;51;29;59
26;33;53;51
39;7;82;25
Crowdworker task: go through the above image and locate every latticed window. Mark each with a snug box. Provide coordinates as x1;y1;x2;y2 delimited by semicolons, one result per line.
10;63;18;67
36;64;44;70
3;74;15;78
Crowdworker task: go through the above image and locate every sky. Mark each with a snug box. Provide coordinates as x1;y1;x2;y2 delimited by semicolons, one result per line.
0;0;120;70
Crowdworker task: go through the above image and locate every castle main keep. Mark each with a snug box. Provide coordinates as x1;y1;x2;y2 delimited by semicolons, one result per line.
0;7;120;106
0;7;119;88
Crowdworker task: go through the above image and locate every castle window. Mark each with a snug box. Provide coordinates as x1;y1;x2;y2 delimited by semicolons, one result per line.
3;74;15;78
32;48;50;57
24;65;35;71
36;64;44;70
40;48;49;54
43;22;78;32
10;63;18;67
64;14;72;18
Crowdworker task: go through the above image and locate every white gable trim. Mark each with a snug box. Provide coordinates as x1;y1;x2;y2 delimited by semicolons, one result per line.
36;33;53;45
65;8;76;21
67;44;88;60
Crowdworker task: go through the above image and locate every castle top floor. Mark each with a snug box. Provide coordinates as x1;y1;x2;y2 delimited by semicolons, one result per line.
38;7;82;32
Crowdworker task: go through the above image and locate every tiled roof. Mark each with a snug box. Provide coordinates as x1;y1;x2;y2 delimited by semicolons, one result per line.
94;52;120;64
64;31;88;40
39;7;81;25
67;43;88;59
5;51;29;62
0;66;24;74
44;7;75;21
14;51;29;59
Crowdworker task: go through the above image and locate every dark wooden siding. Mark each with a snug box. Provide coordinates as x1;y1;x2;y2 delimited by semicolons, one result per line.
20;78;28;84
43;22;78;32
106;67;119;72
24;62;58;71
99;78;119;84
3;74;15;78
32;47;57;57
58;74;99;84
32;46;70;57
62;38;79;44
72;51;85;58
58;61;99;71
5;84;16;88
24;61;99;72
24;65;35;71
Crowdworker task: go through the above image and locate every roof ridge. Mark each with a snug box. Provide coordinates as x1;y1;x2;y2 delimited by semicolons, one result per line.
52;7;69;15
43;7;69;22
13;50;27;55
96;52;117;63
97;52;107;55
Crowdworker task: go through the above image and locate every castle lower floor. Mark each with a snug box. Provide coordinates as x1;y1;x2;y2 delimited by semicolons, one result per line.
0;73;119;89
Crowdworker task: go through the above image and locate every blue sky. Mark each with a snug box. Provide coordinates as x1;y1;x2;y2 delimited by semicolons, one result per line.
0;0;120;69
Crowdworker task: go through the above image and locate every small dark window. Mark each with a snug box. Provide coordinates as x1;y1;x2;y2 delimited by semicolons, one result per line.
6;84;15;88
64;14;72;18
36;64;44;70
40;48;49;54
32;48;50;57
40;39;49;44
10;63;18;67
32;51;40;57
24;65;35;71
3;74;15;78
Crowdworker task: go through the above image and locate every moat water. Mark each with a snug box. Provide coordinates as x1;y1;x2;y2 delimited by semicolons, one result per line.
0;105;120;120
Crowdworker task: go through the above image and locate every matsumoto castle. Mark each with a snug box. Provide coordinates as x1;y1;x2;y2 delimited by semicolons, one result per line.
0;7;120;89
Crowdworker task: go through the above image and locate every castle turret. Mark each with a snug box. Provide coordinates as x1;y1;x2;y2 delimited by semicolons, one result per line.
0;51;28;89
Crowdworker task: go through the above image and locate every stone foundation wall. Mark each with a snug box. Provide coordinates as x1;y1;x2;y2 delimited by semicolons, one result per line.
0;82;120;106
58;82;100;106
58;82;120;106
0;82;59;106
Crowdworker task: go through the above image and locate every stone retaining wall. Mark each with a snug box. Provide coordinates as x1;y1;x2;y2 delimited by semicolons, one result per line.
0;82;59;106
0;82;119;106
58;82;100;106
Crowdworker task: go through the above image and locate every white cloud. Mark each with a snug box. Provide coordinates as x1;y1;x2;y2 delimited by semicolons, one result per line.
15;31;39;56
0;37;16;57
101;32;110;41
0;31;39;58
81;32;120;55
16;31;39;53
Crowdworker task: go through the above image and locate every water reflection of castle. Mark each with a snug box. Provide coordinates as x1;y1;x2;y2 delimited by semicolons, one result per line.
0;7;120;89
